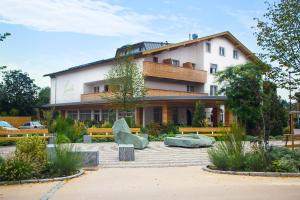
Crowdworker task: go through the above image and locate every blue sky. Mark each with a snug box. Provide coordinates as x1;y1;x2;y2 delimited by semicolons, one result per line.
0;0;284;97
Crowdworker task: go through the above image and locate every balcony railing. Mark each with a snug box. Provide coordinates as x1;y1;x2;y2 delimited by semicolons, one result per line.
143;61;207;83
81;89;208;102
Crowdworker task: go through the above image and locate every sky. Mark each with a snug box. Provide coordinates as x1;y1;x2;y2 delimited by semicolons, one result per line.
0;0;287;98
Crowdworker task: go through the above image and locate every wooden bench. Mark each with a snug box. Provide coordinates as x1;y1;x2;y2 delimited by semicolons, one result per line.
178;127;231;137
87;128;141;138
0;129;50;141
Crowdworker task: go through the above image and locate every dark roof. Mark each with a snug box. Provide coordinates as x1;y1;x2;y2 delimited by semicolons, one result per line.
44;41;168;77
43;96;227;108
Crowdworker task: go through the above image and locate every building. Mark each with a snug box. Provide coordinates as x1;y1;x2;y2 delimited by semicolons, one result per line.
44;31;256;127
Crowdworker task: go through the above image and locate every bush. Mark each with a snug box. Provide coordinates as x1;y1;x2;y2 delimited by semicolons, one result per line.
143;122;161;136
49;144;82;176
208;123;246;171
15;137;47;174
245;146;269;172
56;134;71;144
101;121;112;128
0;156;4;164
0;157;33;181
192;101;206;127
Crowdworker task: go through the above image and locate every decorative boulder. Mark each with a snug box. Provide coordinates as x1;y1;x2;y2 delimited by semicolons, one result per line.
164;134;215;148
112;118;149;149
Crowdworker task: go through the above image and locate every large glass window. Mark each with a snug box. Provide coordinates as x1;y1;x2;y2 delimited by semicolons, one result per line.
187;85;195;92
67;110;78;120
118;110;135;119
153;107;162;124
79;110;91;121
101;109;116;123
210;85;218;96
94;110;100;122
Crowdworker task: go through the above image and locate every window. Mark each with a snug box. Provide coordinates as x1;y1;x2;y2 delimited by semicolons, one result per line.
187;85;195;92
79;110;91;121
210;64;218;74
118;110;135;119
153;107;162;124
94;110;100;122
102;109;116;123
233;50;238;59
153;57;158;63
104;85;109;92
192;63;196;69
67;110;78;120
219;47;225;56
206;42;211;53
210;85;218;96
171;59;180;67
94;86;99;93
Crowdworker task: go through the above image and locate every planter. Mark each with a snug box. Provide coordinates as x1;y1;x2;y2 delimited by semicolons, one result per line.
0;169;84;185
203;166;300;177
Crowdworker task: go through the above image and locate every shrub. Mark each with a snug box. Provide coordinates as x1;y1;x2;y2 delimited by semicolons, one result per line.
0;156;4;164
143;122;161;136
161;122;179;135
15;137;47;174
245;145;269;172
56;134;71;144
50;144;82;176
101;121;112;128
0;157;33;181
208;123;246;171
192;101;206;127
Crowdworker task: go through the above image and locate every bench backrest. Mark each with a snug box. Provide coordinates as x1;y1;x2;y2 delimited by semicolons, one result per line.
179;127;231;134
0;129;49;135
87;128;141;135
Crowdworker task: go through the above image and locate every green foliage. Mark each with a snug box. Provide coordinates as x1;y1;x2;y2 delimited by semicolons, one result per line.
192;101;206;127
101;121;112;128
49;144;82;176
56;134;71;144
0;156;4;164
216;63;263;133
143;122;161;136
208;123;246;170
0;157;33;181
37;87;50;106
245;145;269;172
142;122;179;137
8;108;19;116
104;53;145;110
15;137;47;174
254;0;300;89
0;69;40;115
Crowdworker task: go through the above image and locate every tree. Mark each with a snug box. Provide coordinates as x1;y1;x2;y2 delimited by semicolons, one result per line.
37;87;50;106
216;63;264;134
0;70;40;115
254;0;300;90
104;54;145;110
192;101;206;127
0;33;10;42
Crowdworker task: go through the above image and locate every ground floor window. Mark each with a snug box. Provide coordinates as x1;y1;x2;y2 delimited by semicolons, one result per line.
79;110;92;121
153;107;162;124
94;110;100;122
118;110;135;119
102;109;116;123
67;110;78;120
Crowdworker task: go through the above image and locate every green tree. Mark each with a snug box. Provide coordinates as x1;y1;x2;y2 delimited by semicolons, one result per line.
0;33;10;42
216;63;264;134
104;54;145;110
0;70;40;115
37;87;50;106
254;0;300;90
192;101;206;127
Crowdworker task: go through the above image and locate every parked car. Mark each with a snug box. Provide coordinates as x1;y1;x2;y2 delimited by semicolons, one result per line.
0;121;18;130
19;121;45;129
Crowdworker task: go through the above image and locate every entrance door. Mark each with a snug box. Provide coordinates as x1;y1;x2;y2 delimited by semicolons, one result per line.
186;110;192;126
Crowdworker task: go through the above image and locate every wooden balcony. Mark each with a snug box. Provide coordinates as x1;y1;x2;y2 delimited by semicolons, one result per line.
81;89;208;102
143;61;207;83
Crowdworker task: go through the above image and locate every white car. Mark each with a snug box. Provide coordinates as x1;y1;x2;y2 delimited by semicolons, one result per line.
0;121;18;130
19;121;45;129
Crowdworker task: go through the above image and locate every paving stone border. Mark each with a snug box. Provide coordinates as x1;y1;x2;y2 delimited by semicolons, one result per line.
203;166;300;177
0;169;84;185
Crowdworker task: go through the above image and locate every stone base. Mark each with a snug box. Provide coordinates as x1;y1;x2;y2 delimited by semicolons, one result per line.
119;144;135;161
47;144;100;167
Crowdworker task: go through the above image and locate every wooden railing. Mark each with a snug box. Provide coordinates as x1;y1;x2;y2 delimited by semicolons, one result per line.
81;89;207;102
143;61;207;83
0;129;50;141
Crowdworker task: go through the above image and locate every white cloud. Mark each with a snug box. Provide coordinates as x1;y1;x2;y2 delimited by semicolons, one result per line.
0;0;159;36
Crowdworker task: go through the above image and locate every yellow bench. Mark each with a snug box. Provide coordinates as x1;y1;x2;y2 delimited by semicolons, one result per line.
87;128;141;138
0;129;50;141
178;127;231;137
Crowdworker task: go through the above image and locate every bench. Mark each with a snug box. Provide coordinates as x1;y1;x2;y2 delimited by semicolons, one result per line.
284;129;300;148
87;128;141;138
178;127;231;137
0;129;50;141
